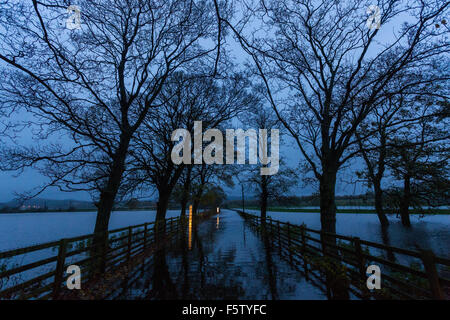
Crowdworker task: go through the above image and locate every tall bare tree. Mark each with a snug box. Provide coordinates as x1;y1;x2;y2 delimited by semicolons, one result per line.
385;103;449;226
216;0;450;237
356;61;449;227
241;106;298;220
0;0;223;271
127;72;253;221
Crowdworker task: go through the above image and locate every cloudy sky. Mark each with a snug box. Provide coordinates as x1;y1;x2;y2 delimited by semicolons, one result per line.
0;2;409;203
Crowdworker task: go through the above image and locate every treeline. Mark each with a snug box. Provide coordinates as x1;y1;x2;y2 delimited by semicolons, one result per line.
0;1;448;275
226;194;375;208
225;193;450;209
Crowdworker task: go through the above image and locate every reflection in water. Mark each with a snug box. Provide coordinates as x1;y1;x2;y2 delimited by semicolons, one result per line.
246;210;450;259
146;247;178;299
115;211;328;300
188;205;193;250
261;225;278;300
380;225;396;262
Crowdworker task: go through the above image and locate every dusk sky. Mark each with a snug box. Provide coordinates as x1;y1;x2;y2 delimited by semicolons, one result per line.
0;3;410;202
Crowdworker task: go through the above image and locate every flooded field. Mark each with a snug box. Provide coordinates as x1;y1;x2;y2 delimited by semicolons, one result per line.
1;209;449;300
114;210;327;300
0;210;181;252
245;209;450;259
1;209;448;258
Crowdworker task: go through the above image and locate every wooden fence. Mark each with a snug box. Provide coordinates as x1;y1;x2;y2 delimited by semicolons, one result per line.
238;211;450;300
0;216;186;300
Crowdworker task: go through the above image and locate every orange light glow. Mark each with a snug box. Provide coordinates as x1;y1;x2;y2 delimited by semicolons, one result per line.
188;205;193;250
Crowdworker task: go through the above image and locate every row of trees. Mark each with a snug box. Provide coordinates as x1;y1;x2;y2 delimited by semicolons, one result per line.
0;0;448;272
0;0;250;272
214;0;449;233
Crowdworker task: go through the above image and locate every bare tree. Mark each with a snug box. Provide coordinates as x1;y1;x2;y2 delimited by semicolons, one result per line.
215;0;450;237
127;72;252;221
171;135;235;218
176;165;194;218
0;0;223;271
241;106;298;220
385;104;449;226
356;61;449;227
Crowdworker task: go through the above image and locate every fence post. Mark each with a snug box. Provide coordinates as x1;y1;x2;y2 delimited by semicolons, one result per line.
353;237;366;278
353;237;371;299
420;250;444;300
287;223;291;246
127;226;132;263
52;238;68;300
287;222;292;262
320;230;326;255
300;226;308;276
143;223;148;251
277;221;281;240
277;220;281;254
301;226;306;253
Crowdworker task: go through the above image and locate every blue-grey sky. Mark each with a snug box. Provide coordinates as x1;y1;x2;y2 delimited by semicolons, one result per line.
0;2;413;202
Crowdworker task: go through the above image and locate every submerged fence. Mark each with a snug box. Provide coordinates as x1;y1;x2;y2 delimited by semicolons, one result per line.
0;216;187;300
238;211;450;300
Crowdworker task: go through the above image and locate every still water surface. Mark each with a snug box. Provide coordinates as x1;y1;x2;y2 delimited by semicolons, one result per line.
0;209;448;257
1;209;448;299
116;210;326;299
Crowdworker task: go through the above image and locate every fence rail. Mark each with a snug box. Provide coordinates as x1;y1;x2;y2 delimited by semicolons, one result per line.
238;210;450;300
0;216;186;300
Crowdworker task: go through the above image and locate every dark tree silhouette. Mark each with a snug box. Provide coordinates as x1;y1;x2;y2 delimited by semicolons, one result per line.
241;106;298;221
385;104;449;226
215;0;450;238
127;72;252;221
356;63;449;227
0;0;223;272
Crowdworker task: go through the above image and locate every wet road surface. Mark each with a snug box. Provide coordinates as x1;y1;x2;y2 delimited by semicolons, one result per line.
113;210;330;300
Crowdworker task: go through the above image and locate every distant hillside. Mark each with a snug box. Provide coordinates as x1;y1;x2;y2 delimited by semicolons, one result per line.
0;199;96;212
224;194;376;208
0;198;161;213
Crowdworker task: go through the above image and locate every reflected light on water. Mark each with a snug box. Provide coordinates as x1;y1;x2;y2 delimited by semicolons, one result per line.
216;215;220;229
188;205;193;250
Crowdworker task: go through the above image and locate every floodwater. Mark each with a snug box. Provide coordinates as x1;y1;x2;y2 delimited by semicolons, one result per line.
1;209;448;300
0;210;182;252
1;209;448;256
245;209;450;259
115;210;327;300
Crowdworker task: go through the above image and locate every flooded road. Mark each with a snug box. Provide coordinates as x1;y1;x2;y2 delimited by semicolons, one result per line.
115;210;327;300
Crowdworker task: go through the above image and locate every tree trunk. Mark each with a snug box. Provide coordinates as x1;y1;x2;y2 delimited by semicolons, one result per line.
319;157;348;299
192;185;204;216
373;182;389;228
260;177;268;222
180;167;192;218
151;247;177;299
241;184;245;213
192;198;200;216
91;134;131;275
260;195;268;222
400;175;411;227
156;190;170;222
180;198;188;218
319;169;337;236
